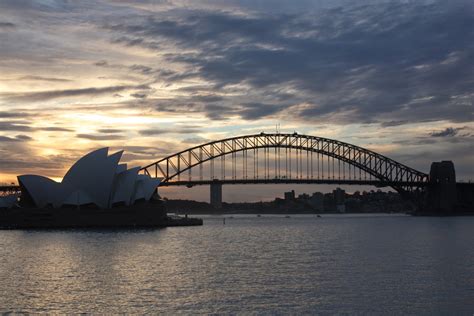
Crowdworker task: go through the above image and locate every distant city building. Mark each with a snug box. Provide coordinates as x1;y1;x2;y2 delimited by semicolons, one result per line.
284;190;295;201
298;193;310;200
309;192;324;211
333;188;345;204
18;148;161;209
333;187;346;213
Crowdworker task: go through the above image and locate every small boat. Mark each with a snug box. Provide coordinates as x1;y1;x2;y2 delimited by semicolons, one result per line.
257;214;261;217
285;215;291;218
317;214;322;218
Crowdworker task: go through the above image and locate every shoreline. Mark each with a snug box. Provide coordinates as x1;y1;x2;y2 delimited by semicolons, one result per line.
0;205;203;229
173;210;474;217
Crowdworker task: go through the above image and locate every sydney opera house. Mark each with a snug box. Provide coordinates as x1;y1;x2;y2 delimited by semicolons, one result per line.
18;147;161;209
0;148;203;228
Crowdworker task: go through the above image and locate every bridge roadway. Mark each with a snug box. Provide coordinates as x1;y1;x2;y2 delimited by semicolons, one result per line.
159;179;429;187
1;179;429;192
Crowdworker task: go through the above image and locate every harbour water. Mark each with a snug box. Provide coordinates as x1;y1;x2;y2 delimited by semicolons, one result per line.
1;214;473;314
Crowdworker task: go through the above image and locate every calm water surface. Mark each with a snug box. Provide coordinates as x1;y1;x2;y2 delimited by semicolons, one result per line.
1;214;473;314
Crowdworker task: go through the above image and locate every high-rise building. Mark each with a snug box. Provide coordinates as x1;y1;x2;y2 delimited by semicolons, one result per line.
284;190;295;201
333;188;346;213
309;192;324;211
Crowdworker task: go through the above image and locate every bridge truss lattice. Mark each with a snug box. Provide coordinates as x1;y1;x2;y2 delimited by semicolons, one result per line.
141;133;429;193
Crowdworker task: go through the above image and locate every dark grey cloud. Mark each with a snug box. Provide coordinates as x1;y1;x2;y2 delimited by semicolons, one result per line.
381;120;410;127
0;134;32;142
76;133;124;140
209;101;287;120
430;127;465;137
0;136;18;142
94;60;108;66
0;121;75;133
138;129;167;136
38;126;74;132
1;84;150;102
119;141;184;161
107;1;474;125
17;75;72;82
134;95;288;121
15;134;32;141
190;95;224;103
0;122;32;131
0;111;31;118
120;145;158;155
139;127;201;136
129;64;154;75
202;104;232;120
93;60;175;79
0;22;15;29
130;93;147;99
97;128;123;134
182;136;210;144
237;102;287;120
0;76;72;83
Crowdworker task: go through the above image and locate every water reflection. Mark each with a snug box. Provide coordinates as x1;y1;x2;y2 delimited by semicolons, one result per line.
1;215;474;313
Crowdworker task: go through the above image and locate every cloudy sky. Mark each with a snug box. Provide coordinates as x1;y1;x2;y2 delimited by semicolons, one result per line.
0;0;473;201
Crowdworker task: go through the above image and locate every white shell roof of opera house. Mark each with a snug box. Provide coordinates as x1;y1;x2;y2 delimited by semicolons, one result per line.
18;148;161;209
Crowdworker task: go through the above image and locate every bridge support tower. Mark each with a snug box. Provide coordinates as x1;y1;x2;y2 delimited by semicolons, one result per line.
210;180;222;209
426;161;457;214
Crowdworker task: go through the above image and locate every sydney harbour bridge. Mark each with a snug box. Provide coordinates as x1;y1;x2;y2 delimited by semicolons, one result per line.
139;132;460;212
2;132;469;213
141;132;429;190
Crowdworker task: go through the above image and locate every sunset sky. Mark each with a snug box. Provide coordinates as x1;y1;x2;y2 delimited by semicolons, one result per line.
0;0;473;201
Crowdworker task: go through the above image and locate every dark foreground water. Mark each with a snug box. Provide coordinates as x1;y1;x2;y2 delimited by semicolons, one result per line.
1;214;473;314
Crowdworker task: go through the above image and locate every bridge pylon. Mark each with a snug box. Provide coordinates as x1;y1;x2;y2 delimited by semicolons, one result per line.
210;180;222;209
425;161;457;214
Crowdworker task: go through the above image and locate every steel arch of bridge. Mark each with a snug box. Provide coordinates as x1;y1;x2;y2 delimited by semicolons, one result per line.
140;133;429;193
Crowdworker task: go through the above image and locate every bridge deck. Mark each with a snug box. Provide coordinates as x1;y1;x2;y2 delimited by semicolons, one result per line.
158;179;429;187
1;179;429;193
